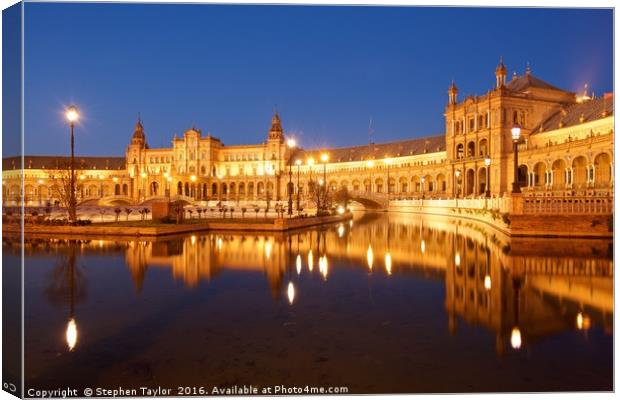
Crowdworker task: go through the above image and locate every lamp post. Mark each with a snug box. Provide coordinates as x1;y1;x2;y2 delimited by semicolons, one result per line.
455;169;461;198
320;153;329;212
511;124;522;194
295;159;301;212
287;138;296;217
166;176;172;201
421;176;426;199
484;156;491;198
385;158;392;197
65;105;79;224
307;157;315;199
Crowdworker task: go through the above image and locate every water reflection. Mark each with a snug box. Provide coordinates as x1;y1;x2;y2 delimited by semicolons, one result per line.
12;212;613;391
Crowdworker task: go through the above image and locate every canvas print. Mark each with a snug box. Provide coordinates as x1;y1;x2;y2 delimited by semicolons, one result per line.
1;1;614;397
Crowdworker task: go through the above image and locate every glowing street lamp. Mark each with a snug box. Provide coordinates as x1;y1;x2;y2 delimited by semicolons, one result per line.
511;124;522;194
454;169;461;198
65;105;79;224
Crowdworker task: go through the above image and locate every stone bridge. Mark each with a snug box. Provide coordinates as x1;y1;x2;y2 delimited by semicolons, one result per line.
80;194;200;207
347;190;389;210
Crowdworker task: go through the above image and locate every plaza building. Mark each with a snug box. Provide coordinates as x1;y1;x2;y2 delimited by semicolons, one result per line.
2;61;614;209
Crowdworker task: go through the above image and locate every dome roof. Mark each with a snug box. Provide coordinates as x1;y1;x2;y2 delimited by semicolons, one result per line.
448;80;458;94
133;120;145;139
495;58;507;75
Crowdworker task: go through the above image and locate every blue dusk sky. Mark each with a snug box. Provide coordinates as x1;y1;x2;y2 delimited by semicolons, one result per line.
20;3;613;156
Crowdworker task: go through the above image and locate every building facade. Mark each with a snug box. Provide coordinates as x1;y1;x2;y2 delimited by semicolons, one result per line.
2;62;614;208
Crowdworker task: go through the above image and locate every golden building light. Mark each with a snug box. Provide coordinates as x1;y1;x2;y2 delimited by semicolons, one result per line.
320;153;329;163
366;160;374;168
190;175;197;182
287;138;297;148
140;172;147;178
112;177;118;183
454;252;461;267
307;157;315;166
295;159;302;166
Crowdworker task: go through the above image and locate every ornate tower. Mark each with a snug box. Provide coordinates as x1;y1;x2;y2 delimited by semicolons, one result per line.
268;112;284;143
495;57;507;89
126;117;149;199
448;80;458;105
266;112;286;200
131;118;147;147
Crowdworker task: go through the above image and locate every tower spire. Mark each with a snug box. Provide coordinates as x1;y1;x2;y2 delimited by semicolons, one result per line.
448;79;458;105
495;56;507;89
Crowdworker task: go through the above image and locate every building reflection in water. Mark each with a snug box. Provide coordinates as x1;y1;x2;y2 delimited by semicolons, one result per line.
14;212;613;354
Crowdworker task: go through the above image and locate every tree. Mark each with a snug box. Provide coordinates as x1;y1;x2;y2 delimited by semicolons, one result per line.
98;208;107;222
47;161;82;224
333;186;351;209
310;181;331;216
114;208;122;222
124;207;133;221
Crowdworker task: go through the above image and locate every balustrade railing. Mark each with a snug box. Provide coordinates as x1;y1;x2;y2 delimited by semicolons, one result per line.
522;196;613;215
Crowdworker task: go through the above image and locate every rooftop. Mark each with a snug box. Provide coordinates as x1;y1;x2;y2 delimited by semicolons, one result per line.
505;73;570;94
293;135;446;164
3;155;126;171
533;95;614;133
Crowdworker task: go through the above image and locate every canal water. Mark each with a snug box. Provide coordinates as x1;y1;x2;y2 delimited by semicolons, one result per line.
8;213;613;394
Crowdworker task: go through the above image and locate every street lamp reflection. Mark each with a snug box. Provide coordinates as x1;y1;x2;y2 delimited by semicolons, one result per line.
296;254;302;275
484;274;491;290
287;282;295;305
367;245;374;270
510;327;522;350
66;318;78;351
307;249;313;272
385;252;392;275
